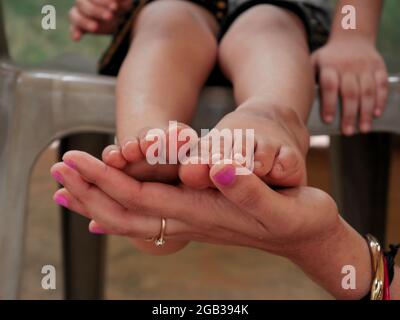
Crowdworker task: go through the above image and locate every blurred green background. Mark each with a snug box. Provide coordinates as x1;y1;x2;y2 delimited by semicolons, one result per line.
2;0;399;71
3;0;110;66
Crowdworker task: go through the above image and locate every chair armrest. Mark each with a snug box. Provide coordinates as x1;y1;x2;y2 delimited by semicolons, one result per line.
8;62;400;143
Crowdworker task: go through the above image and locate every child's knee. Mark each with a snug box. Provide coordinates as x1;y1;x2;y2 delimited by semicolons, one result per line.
133;0;217;58
220;4;306;54
232;4;305;35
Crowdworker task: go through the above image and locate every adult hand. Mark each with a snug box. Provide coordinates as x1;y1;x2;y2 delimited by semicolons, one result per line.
51;151;373;299
51;151;339;255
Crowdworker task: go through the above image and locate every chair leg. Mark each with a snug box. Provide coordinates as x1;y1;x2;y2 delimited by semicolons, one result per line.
329;133;392;244
0;151;32;299
59;133;112;300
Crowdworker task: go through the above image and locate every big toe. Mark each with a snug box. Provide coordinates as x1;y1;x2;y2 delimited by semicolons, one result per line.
179;158;213;189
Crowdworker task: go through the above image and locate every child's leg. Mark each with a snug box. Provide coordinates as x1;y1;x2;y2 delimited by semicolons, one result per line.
105;0;218;182
103;0;218;255
180;4;314;188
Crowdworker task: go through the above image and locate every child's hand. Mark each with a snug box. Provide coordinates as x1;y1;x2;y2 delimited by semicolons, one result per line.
69;0;133;41
312;36;388;135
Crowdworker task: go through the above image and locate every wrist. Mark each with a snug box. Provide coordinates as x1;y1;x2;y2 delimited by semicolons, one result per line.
390;266;400;299
328;30;376;46
288;217;372;299
331;0;382;44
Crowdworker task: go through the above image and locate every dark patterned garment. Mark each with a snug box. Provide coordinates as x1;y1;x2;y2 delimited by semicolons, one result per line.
99;0;331;77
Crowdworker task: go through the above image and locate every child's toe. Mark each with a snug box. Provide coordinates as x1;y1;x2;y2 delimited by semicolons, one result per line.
165;123;197;161
122;138;144;163
253;141;278;176
102;145;127;169
179;159;213;189
266;146;306;186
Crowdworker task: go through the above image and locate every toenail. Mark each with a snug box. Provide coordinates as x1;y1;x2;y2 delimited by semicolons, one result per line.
124;140;138;148
51;171;64;184
213;165;236;186
54;194;68;208
64;159;76;169
109;150;120;157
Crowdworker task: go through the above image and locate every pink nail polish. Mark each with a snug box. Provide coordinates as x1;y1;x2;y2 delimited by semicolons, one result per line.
90;226;106;235
64;159;76;169
55;195;68;208
213;166;236;186
51;171;64;184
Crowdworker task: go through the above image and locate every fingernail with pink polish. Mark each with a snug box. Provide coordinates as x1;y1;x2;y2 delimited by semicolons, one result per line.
54;195;68;208
51;171;64;184
213;166;236;186
90;226;106;235
64;159;76;169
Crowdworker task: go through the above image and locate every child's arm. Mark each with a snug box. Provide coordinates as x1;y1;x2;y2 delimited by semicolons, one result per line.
312;0;388;135
69;0;133;41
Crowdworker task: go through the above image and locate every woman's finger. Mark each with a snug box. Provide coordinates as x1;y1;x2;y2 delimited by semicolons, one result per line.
374;69;389;117
51;162;190;238
61;151;202;220
359;72;376;133
61;151;263;239
340;73;359;136
319;67;339;123
69;7;98;33
53;188;90;218
209;162;284;224
60;151;215;228
51;162;131;233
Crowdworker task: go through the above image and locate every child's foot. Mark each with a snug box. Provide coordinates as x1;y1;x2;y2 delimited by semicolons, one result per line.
179;100;309;188
102;123;196;255
103;123;196;183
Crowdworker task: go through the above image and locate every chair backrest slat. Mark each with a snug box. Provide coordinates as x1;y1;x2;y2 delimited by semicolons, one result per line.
0;0;9;58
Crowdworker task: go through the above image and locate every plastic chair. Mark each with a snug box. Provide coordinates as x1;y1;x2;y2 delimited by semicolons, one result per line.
1;1;400;299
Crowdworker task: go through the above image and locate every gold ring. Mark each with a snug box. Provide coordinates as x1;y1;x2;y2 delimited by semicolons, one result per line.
154;218;166;247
